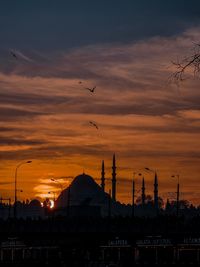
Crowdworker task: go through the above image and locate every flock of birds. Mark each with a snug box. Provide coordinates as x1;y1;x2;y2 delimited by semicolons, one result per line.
10;50;99;130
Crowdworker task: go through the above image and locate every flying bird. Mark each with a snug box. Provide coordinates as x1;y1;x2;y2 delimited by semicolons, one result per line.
85;86;96;93
10;50;17;59
10;50;34;62
78;81;82;84
89;121;99;129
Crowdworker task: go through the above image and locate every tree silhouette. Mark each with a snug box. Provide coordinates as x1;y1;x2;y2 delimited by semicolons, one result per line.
158;197;164;209
172;43;200;82
136;194;153;205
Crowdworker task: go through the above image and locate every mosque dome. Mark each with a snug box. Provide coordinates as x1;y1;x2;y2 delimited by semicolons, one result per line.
55;173;107;208
55;172;131;217
70;173;100;191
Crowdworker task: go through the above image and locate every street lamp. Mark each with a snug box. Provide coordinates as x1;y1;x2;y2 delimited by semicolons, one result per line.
171;174;180;217
14;160;32;218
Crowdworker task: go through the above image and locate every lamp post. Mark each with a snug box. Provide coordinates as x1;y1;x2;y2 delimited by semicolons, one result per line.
14;160;32;219
171;174;180;217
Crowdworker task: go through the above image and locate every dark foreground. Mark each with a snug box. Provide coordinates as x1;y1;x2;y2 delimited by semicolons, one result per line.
0;215;200;266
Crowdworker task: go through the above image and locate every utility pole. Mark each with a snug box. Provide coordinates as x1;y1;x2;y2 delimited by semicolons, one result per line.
132;178;135;218
14;161;32;219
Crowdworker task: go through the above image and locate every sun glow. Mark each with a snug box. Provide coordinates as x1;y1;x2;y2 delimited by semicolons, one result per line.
50;199;54;209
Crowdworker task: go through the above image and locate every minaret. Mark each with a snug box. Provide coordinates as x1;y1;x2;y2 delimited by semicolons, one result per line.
142;177;145;206
112;154;116;201
154;172;159;211
101;160;105;191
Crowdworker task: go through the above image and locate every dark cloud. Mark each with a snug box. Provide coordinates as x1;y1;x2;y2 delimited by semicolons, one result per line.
0;182;13;185
119;150;200;159
0;107;45;121
0;126;17;132
0;0;200;51
0;91;74;108
76;100;199;116
0;140;199;162
0;87;199;119
0;143;108;161
105;124;200;134
0;136;47;146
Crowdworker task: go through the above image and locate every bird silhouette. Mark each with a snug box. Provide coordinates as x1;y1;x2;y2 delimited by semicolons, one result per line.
89;121;99;129
10;50;17;59
85;86;96;93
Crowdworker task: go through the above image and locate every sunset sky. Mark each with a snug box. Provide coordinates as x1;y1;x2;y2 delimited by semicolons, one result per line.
0;0;200;205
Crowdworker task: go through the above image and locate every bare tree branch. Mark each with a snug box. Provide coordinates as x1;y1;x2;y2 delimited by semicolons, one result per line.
171;44;200;83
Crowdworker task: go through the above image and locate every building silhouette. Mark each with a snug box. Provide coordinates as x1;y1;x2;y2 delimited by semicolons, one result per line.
1;153;199;220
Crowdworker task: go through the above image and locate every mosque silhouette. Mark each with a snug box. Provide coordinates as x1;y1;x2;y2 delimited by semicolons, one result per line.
54;154;159;217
